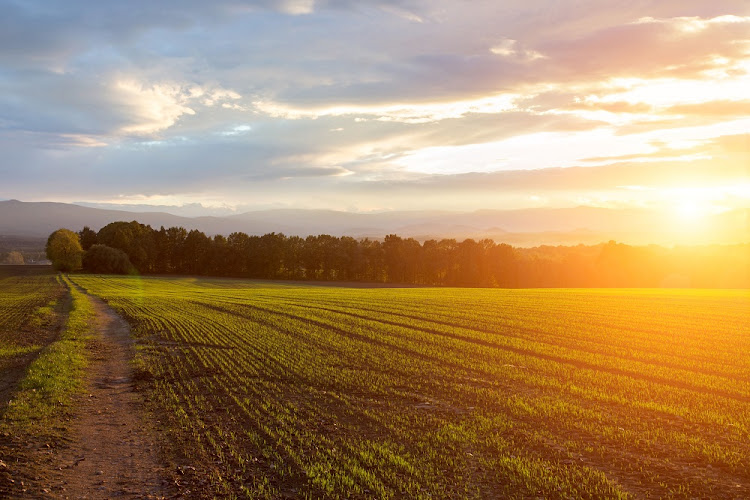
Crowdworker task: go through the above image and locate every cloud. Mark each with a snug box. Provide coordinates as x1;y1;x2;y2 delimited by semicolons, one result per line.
0;68;243;142
279;0;316;15
490;39;546;61
665;100;750;117
113;80;196;135
1;1;749;216
536;14;750;82
345;153;750;208
253;92;521;123
243;165;352;181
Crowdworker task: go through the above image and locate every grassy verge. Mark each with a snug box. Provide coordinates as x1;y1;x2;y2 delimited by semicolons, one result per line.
1;275;93;433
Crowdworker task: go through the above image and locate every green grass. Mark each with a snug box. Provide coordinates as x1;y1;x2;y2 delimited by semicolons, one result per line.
0;275;64;342
1;276;93;431
70;275;750;499
0;274;67;402
0;344;42;359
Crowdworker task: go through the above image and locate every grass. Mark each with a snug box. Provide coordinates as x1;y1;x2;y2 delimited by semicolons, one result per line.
69;275;750;499
1;276;93;432
0;274;67;396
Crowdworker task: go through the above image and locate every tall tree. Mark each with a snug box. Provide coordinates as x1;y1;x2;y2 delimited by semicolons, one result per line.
78;226;98;251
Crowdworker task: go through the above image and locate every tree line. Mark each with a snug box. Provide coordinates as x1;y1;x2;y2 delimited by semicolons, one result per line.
45;220;749;288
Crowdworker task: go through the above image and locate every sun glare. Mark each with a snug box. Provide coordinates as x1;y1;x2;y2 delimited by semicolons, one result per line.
663;186;736;225
675;200;709;219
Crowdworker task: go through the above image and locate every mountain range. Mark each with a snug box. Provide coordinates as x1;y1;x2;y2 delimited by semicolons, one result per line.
0;200;747;247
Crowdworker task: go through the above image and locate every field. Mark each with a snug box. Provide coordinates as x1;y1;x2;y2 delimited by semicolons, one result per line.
0;270;66;409
66;275;750;499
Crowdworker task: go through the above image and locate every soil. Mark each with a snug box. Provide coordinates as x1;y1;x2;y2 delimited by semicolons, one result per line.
9;295;172;499
0;289;69;414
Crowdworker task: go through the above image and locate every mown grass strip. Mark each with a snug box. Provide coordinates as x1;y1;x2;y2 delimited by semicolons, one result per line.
1;276;93;430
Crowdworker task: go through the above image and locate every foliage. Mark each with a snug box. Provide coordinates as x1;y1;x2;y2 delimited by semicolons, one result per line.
46;228;83;271
0;235;47;265
96;221;157;272
82;244;135;274
78;226;98;251
71;275;750;499
74;221;750;288
3;251;24;265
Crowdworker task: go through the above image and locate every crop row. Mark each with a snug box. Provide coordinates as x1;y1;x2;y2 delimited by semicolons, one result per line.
70;275;750;499
0;274;66;351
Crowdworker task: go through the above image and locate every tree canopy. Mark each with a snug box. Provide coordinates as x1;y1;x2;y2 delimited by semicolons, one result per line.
82;244;134;274
4;251;24;265
64;221;750;288
46;229;83;271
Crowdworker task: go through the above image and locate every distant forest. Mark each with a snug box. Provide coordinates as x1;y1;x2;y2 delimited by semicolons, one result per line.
65;220;750;288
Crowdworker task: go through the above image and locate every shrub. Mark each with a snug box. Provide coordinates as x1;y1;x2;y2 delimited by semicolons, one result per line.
82;244;135;274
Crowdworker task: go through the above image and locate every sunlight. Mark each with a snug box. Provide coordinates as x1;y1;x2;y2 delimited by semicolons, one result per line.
663;187;734;226
675;200;710;220
596;75;750;110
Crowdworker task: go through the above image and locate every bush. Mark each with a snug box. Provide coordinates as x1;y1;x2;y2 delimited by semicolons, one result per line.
82;245;135;274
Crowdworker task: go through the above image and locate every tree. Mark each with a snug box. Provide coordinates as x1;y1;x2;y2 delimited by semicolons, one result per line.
83;245;134;274
4;251;24;265
97;221;157;273
46;229;83;271
226;232;251;275
79;226;98;250
181;229;212;275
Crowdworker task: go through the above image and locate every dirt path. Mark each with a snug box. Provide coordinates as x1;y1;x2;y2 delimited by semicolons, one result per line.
42;295;168;499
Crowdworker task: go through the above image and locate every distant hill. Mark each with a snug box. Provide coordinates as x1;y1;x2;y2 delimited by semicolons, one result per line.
0;200;747;246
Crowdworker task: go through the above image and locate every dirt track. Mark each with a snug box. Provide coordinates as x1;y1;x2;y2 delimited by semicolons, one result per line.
39;296;167;499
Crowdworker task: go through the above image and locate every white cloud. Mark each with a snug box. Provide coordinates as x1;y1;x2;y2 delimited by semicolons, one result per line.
110;79;244;136
203;89;242;107
253;92;522;123
490;38;546;61
220;124;252;136
584;75;750;111
279;0;315;15
490;39;517;57
634;14;750;33
114;80;196;135
392;115;750;176
378;5;425;23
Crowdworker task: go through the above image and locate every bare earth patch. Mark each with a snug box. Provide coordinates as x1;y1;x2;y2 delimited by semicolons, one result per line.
39;296;169;499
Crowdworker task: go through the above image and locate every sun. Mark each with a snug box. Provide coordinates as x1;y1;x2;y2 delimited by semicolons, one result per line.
663;186;734;224
675;200;708;220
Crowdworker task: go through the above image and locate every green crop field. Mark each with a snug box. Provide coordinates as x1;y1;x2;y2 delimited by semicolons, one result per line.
65;275;750;499
0;273;65;395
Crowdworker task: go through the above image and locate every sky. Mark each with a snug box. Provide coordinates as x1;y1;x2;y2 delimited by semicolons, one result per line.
0;0;749;225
